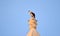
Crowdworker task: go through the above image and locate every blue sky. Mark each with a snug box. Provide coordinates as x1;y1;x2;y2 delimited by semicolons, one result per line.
0;0;60;36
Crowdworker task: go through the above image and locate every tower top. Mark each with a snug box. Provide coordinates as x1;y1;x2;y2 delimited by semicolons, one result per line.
28;10;35;18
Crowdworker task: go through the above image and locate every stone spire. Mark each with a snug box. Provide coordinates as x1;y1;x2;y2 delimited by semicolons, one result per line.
27;10;40;36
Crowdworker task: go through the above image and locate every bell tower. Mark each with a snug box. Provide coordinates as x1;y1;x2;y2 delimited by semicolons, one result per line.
27;10;40;36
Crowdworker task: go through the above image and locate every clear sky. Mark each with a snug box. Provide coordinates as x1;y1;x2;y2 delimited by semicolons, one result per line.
0;0;60;36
